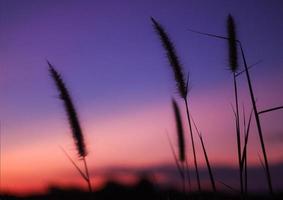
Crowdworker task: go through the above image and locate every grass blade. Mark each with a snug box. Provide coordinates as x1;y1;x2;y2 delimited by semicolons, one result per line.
191;117;216;192
235;60;262;77
258;106;283;115
241;109;253;168
166;132;185;189
60;146;88;181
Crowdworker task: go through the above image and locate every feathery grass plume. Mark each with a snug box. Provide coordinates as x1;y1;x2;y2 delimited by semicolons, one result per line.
48;61;92;192
227;14;238;72
171;99;186;193
151;17;187;98
172;99;185;162
151;17;201;191
48;61;87;158
227;14;244;196
188;17;274;194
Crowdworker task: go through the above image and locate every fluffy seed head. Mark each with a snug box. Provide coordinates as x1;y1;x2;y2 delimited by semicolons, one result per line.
172;98;185;162
151;17;188;99
48;61;87;158
227;14;239;72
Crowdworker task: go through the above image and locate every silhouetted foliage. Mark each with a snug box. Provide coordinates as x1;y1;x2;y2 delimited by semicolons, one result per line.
227;14;239;72
48;61;87;158
151;17;188;99
172;99;185;162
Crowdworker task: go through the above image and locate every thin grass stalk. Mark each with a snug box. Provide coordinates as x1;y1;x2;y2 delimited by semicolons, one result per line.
238;42;273;194
244;151;248;194
235;60;262;77
227;15;244;196
258;153;268;186
258;106;283;115
188;18;273;194
243;107;247;195
48;61;92;192
233;72;244;195
258;154;266;175
241;110;252;168
190;18;243;195
185;158;192;192
151;17;201;191
60;146;88;181
244;143;248;195
233;73;244;196
184;99;201;191
166;133;185;191
199;134;216;192
191;117;216;192
242;107;252;195
83;157;92;192
172;99;186;193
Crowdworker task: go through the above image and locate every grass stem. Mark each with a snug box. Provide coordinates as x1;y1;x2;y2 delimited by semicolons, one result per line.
184;98;201;191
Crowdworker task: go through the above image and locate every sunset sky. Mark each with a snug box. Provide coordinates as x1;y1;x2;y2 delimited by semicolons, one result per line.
1;0;283;195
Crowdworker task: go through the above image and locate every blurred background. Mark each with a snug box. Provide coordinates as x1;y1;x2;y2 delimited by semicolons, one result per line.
0;0;282;195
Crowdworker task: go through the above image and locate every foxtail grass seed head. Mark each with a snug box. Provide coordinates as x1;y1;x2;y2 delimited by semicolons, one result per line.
151;17;188;99
48;61;87;158
172;98;185;162
227;14;239;72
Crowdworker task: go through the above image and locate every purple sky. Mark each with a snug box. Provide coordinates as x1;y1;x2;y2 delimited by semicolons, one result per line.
0;0;283;194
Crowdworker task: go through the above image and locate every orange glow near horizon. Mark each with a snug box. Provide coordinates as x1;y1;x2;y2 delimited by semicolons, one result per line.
1;0;283;195
2;97;283;195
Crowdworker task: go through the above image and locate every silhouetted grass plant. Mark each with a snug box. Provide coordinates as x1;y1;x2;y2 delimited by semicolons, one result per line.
231;17;274;195
167;132;187;192
172;98;186;192
241;107;253;194
188;14;274;195
151;17;201;192
191;117;216;193
172;99;185;163
227;15;244;197
48;61;92;192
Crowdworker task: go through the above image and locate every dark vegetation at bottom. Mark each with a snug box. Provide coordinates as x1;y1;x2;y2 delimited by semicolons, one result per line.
1;179;282;200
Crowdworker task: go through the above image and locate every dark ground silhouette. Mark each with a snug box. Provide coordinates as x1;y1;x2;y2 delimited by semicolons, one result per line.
1;178;282;200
